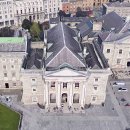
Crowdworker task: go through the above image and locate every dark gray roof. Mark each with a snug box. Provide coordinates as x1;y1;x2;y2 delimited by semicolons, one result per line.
49;17;60;24
0;37;26;52
23;49;43;69
77;18;93;37
106;1;130;7
104;31;130;42
46;22;86;70
84;42;109;69
0;43;26;52
49;17;88;24
97;12;125;32
98;31;110;42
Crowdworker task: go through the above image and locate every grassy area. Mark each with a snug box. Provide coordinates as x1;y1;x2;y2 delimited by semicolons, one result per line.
0;104;20;130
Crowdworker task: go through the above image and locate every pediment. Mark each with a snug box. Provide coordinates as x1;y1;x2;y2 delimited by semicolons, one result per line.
45;68;86;77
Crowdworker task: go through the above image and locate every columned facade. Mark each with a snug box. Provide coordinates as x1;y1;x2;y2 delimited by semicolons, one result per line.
44;80;86;109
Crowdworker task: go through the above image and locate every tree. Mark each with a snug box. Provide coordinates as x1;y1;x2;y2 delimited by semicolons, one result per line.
0;27;14;37
30;22;42;41
22;19;32;30
58;10;66;21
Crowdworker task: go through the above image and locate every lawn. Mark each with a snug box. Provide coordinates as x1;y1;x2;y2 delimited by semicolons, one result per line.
0;104;20;130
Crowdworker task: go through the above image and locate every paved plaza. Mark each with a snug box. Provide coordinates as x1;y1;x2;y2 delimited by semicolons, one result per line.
2;77;130;130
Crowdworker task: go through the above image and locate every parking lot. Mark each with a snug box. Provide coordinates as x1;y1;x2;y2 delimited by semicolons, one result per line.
110;79;130;125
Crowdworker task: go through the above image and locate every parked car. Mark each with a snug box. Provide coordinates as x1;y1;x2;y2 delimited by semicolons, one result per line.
113;81;125;86
125;103;130;106
118;87;128;92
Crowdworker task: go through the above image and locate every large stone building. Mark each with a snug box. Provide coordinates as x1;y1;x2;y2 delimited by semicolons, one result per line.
14;0;45;26
62;0;109;14
0;21;111;111
96;12;130;77
0;0;45;27
0;0;14;28
103;1;130;17
43;0;61;20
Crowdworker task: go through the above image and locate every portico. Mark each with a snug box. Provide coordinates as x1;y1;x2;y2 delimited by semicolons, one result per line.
44;79;86;109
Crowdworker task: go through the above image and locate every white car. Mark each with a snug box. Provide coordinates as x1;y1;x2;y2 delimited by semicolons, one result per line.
113;81;125;86
118;87;128;92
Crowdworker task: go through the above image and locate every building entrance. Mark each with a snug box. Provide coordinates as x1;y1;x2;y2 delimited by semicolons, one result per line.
61;93;67;103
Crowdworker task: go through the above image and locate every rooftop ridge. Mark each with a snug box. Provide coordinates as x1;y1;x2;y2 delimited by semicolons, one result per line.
61;22;66;46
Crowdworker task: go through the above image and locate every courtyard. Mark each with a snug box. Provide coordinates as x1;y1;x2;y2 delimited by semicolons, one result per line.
0;103;20;130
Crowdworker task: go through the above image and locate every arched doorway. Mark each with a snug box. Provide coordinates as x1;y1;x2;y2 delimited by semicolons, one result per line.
61;93;67;103
73;93;79;103
50;93;56;103
127;61;130;67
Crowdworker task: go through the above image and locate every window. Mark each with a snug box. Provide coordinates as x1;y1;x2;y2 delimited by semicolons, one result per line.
94;78;98;82
31;78;36;85
107;49;110;53
4;73;7;77
119;49;122;54
13;83;16;86
63;82;67;88
117;59;121;64
40;7;42;11
3;65;6;69
5;83;9;88
94;86;97;90
11;65;14;69
51;82;55;88
75;83;79;89
92;96;96;101
32;96;38;102
12;72;15;77
21;10;22;14
32;88;36;91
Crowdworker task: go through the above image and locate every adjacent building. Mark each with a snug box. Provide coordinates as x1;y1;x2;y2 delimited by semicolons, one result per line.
97;12;130;77
0;0;14;28
103;1;130;17
14;0;45;26
21;22;111;108
0;20;111;111
43;0;61;20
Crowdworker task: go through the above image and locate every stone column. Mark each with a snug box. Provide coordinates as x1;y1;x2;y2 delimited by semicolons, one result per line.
45;81;49;108
81;82;85;107
57;82;61;108
69;82;73;107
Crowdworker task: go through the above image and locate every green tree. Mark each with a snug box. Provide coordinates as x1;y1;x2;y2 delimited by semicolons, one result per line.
30;22;42;41
22;19;32;30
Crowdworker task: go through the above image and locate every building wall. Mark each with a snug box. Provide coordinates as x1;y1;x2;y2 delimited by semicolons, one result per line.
85;70;109;105
21;71;44;105
0;0;14;28
103;41;130;69
103;3;130;17
0;52;26;89
14;0;45;26
93;0;109;7
62;2;70;13
20;68;110;108
43;0;61;20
